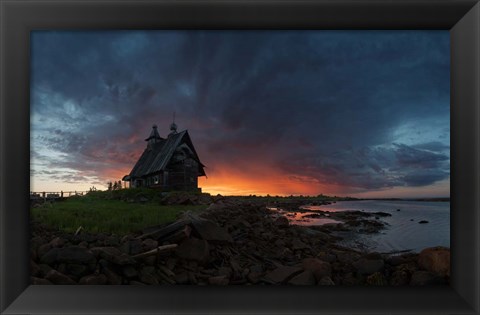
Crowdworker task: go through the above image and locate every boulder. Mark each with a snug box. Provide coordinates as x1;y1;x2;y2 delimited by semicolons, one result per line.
390;270;410;286
79;274;108;285
334;250;361;264
175;238;210;263
302;258;332;281
410;271;445;285
91;247;136;265
45;270;76;285
40;247;59;265
317;276;335;285
57;246;96;264
65;263;89;277
174;272;189;284
139;267;159;285
208;275;229;285
217;266;232;278
30;260;41;277
49;237;65;248
38;264;53;277
316;252;337;263
353;258;384;275
142;239;158;251
291;239;310;250
264;266;303;284
418;247;450;277
366;272;387;285
288;270;316;285
31;277;52;285
190;219;233;243
41;246;96;265
121;239;143;255
273;216;289;228
103;267;123;285
386;255;407;267
122;265;138;278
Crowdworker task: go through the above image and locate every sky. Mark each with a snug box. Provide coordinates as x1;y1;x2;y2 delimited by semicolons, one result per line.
30;30;450;198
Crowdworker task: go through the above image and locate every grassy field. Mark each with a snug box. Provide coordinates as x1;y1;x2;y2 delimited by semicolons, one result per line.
31;194;207;234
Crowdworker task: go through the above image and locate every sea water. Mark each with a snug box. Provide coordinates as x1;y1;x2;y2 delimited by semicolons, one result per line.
298;200;450;253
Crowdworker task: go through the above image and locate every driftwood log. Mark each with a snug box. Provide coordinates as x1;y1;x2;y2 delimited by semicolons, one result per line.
132;244;178;259
137;219;191;241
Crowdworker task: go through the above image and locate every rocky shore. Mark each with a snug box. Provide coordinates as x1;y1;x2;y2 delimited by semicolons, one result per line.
30;198;450;285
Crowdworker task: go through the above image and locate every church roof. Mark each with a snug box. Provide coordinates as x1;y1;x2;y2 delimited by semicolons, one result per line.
129;129;206;178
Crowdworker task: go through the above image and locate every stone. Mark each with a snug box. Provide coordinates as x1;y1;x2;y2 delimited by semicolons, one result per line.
139;269;159;285
353;258;384;275
217;266;232;278
273;216;289;227
174;272;189;284
144;256;157;266
410;271;445;285
418;247;450;277
126;239;143;255
363;252;382;260
208;275;229;285
366;272;387;285
38;264;53;277
142;239;158;251
249;264;263;274
91;247;136;265
122;266;138;278
31;277;52;285
334;250;361;264
316;252;337;263
57;246;96;264
302;258;332;281
386;255;407;267
190;219;233;243
318;276;335;285
103;267;122;285
57;263;67;275
37;243;53;259
30;260;41;277
390;270;410;286
188;272;198;284
264;266;303;284
49;237;65;248
175;238;210;263
65;263;88;277
104;236;120;247
288;270;316;285
166;257;177;271
291;239;309;250
79;274;108;285
45;270;76;285
418;220;429;224
247;272;262;284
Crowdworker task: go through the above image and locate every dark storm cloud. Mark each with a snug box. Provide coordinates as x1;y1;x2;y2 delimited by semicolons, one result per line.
31;30;450;193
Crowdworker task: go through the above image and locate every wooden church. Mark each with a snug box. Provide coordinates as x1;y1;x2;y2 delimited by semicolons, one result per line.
122;122;206;192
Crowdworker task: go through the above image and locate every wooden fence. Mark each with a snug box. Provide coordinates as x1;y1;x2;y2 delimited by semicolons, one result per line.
30;191;89;200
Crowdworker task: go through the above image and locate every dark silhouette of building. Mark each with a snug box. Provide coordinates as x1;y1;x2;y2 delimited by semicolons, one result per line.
123;122;206;191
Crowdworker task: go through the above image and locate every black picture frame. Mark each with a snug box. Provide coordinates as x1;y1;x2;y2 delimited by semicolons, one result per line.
1;0;479;314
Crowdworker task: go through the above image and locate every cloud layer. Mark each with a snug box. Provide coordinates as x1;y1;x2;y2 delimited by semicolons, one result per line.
30;30;450;197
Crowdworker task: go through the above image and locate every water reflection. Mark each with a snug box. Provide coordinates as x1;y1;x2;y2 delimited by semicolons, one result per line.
267;206;342;226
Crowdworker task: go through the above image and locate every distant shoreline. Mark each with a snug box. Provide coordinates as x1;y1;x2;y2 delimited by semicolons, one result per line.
358;197;450;202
